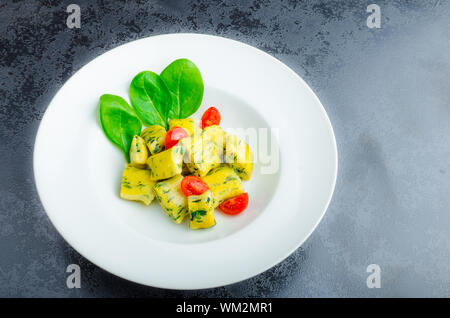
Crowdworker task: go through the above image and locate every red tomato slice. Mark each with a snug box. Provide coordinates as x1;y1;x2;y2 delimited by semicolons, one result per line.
165;126;188;150
201;107;221;129
218;193;249;215
181;176;210;197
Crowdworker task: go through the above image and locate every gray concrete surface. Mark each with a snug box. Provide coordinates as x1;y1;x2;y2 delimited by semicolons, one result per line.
0;0;449;297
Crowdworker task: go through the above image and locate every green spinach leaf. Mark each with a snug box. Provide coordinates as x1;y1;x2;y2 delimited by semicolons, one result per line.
129;71;172;129
160;58;204;119
99;94;142;161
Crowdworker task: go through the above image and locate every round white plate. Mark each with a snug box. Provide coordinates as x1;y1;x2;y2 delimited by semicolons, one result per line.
34;33;337;289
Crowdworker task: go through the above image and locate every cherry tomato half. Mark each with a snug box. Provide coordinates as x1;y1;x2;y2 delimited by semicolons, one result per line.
218;193;249;215
201;107;221;129
165;126;188;150
180;176;210;197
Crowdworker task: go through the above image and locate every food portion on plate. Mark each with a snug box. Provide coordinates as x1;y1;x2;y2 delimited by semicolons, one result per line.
99;58;253;230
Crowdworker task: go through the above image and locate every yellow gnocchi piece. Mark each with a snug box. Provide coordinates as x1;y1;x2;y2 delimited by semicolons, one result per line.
168;118;197;136
180;132;221;177
146;145;184;181
129;135;148;168
120;164;155;205
153;175;188;224
224;134;254;181
140;125;166;155
203;125;226;149
188;190;216;230
202;165;244;207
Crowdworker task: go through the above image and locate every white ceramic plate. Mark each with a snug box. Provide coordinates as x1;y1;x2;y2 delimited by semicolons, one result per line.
33;33;337;289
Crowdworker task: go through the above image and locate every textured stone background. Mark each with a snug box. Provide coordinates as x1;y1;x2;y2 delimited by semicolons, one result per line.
1;0;449;297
